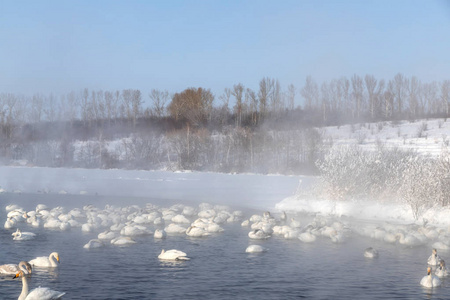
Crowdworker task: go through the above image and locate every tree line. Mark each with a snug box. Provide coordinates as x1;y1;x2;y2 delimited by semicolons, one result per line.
0;73;449;174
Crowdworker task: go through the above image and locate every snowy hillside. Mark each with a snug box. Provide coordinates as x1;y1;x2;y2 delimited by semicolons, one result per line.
277;117;450;228
321;118;450;156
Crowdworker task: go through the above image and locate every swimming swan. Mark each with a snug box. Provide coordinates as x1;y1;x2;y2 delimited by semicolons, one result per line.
153;229;166;239
248;229;270;240
364;247;379;258
12;229;36;241
14;270;66;300
29;252;60;267
0;261;32;275
427;248;443;266
420;267;442;288
83;239;105;249
158;249;190;261
245;245;266;253
435;260;448;278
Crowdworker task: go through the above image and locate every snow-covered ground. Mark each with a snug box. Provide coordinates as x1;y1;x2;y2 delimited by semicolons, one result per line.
278;117;450;228
1;118;450;228
321;118;450;156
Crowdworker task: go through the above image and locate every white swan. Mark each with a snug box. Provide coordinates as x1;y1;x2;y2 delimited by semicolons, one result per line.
364;247;379;258
427;248;443;266
83;239;105;249
245;245;266;253
248;229;270;240
153;229;166;239
164;223;188;234
420;267;442;288
158;249;190;261
186;225;210;237
435;260;448;278
299;231;317;243
12;229;36;241
0;261;32;275
29;252;60;267
14;270;66;300
110;236;136;246
98;230;119;240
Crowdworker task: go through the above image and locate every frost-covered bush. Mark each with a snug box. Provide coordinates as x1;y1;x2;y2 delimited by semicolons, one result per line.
316;146;414;201
398;151;450;219
316;146;450;219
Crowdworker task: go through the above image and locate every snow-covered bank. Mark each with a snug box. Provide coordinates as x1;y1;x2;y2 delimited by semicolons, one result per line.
276;196;450;228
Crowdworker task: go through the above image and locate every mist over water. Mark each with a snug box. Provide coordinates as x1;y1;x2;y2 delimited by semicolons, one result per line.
0;169;449;299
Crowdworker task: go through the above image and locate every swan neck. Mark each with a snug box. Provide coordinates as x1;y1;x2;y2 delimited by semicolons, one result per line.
49;253;58;266
19;275;29;300
18;262;27;273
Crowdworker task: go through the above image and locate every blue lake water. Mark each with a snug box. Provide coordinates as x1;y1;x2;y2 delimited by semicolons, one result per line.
0;170;448;299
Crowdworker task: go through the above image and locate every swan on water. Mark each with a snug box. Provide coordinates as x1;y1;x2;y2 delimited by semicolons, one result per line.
98;230;119;240
248;229;270;240
364;247;379;258
0;261;32;275
186;225;210;237
427;248;443;266
435;260;448;278
110;236;136;246
158;249;190;261
245;245;266;253
14;270;66;300
299;231;317;243
83;239;105;249
420;267;442;288
154;229;167;239
12;229;36;241
29;252;60;267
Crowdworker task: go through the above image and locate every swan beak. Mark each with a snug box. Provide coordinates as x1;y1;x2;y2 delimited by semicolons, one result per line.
13;272;19;279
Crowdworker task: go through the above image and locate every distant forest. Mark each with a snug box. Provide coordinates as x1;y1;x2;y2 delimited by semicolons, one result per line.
1;73;449;174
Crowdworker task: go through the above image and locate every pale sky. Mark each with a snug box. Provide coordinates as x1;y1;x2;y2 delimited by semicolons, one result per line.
1;0;450;105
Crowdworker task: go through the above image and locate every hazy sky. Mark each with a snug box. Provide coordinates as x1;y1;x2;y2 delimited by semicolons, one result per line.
1;0;450;105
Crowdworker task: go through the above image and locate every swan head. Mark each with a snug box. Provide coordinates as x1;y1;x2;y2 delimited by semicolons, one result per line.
432;248;437;255
51;252;60;262
440;260;446;268
427;267;432;275
13;270;24;279
12;228;21;237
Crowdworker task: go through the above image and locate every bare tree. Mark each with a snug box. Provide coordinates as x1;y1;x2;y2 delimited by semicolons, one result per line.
393;73;407;117
64;91;79;125
365;74;377;120
270;79;283;114
149;89;169;118
422;82;438;115
351;74;364;120
383;80;395;119
30;94;44;123
301;76;319;110
217;88;231;126
246;88;258;125
80;88;90;126
338;77;350;116
441;80;450;116
320;82;330;122
287;84;296;110
232;83;244;127
44;93;58;123
258;77;274;119
408;76;420;118
121;89;142;127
